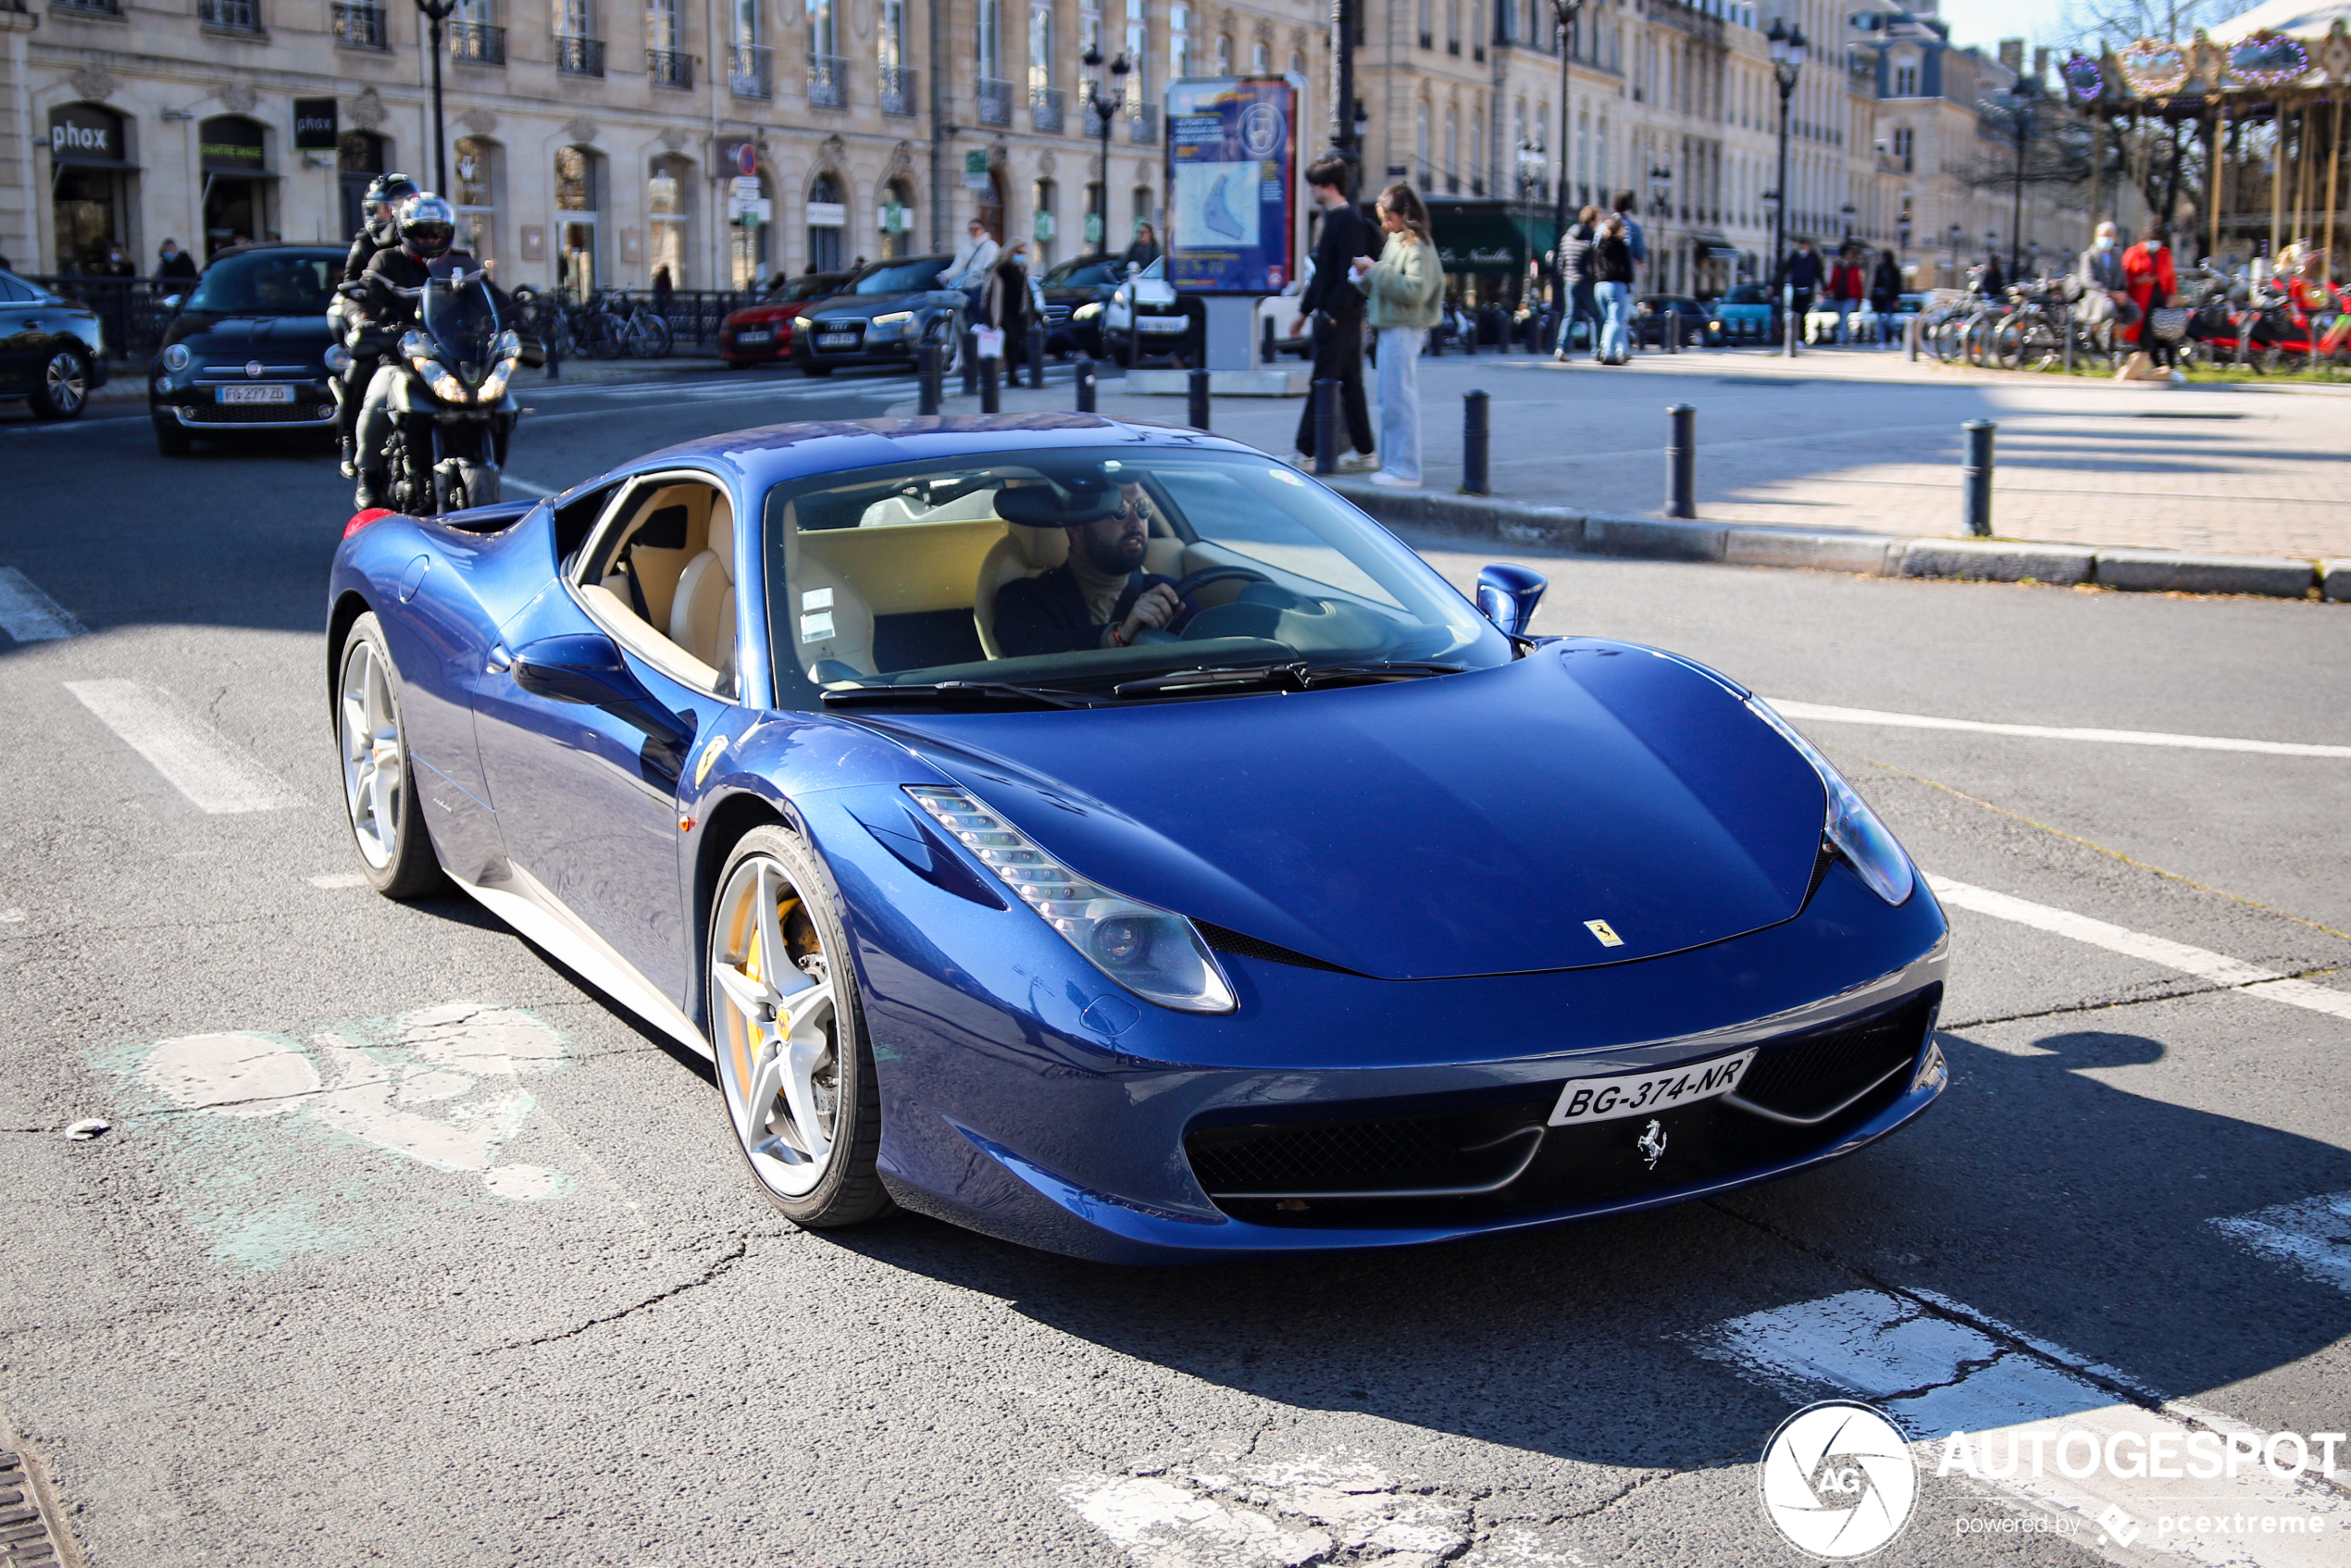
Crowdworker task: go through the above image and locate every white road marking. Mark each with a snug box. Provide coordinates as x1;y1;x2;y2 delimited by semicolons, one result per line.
0;908;24;924
2213;1192;2351;1296
66;679;304;814
0;566;87;641
1689;1289;2348;1566
1764;699;2351;760
1061;1455;1470;1568
1927;876;2351;1022
307;871;368;890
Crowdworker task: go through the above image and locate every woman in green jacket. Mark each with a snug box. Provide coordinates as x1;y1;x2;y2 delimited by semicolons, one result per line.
1350;183;1445;488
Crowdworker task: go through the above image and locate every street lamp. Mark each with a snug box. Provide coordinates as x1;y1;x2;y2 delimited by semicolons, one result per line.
1515;138;1549;199
1839;201;1857;242
1999;75;2039;279
1766;19;1806;291
416;0;456;191
1331;0;1360;172
1080;45;1132;256
1649;163;1673;218
1548;0;1585;363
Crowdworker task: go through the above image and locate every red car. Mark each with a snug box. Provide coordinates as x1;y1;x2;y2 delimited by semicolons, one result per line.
719;273;850;367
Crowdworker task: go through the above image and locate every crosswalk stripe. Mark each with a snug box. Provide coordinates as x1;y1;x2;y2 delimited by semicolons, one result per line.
1927;875;2351;1021
1765;698;2351;760
66;679;304;814
0;567;87;641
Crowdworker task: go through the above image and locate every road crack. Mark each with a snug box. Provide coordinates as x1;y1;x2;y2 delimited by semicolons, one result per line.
472;1237;752;1353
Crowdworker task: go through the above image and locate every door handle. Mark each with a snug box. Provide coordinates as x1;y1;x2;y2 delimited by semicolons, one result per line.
485;642;512;674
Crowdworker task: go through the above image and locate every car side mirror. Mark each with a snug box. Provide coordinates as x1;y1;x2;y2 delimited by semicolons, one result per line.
1475;564;1548;638
513;633;691;745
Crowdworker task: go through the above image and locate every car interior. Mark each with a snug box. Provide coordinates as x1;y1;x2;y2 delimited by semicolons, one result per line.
575;477;740;695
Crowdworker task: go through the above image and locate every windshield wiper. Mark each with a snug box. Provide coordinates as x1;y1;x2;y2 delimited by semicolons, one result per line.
820;679;1102;711
1112;661;1462;699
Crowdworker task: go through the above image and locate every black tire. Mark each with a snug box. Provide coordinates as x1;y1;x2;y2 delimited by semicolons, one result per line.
30;346;92;419
706;825;894;1228
152;414;193;455
798;362;835;377
335;613;445;900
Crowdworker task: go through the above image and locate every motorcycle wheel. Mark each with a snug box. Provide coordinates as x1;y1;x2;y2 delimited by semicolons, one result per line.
436;458;500;513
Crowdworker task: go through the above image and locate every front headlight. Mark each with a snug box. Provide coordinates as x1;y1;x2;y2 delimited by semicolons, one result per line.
1747;699;1915;906
1072;301;1103;321
162;342;191;373
415;362;468;403
477;355;518;404
906;786;1237;1014
871;310;914;330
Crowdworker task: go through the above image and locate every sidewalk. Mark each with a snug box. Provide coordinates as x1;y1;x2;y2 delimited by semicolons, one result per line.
904;347;2351;566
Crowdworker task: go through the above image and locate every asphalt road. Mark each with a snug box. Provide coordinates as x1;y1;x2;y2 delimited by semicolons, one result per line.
3;369;2347;1568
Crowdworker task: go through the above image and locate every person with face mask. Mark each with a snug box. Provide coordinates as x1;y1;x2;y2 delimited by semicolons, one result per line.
2075;220;2133;344
155;239;199;281
2118;218;2177;380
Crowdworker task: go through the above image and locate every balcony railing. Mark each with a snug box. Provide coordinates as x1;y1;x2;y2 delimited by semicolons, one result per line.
1029;84;1064;132
1127;104;1158;143
197;0;260;30
808;52;846;106
728;41;772;97
976;76;1014;126
647;45;691;85
554;32;604;74
878;62;916;115
449;19;504;59
49;0;125;19
331;0;386;46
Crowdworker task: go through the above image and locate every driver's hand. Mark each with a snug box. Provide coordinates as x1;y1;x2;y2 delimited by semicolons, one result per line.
1117;583;1184;643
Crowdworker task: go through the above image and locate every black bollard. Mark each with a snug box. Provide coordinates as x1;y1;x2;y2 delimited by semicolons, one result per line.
1462;309;1476;355
1076;356;1097;412
980;353;1001;414
1187;367;1211;430
917;342;941;415
1667;312;1681;354
1312;377;1340;476
1261;314;1276;367
961;329;979;394
1961;419;1996;536
1665;403;1696;519
1462;390;1491;495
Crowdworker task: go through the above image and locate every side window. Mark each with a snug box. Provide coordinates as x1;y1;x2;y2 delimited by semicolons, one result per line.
0;273;31;304
572;475;740;697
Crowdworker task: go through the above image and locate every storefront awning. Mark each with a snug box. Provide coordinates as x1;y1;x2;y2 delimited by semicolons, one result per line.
1424;200;1554;275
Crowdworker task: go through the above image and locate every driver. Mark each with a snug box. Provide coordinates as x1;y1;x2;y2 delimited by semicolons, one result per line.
994;482;1193;657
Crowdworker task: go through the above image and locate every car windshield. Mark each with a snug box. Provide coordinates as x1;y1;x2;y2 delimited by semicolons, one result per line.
851;259;947;294
1722;285;1768;305
763;446;1511;709
777;274;843;301
1042;258;1118;287
185;250;340;315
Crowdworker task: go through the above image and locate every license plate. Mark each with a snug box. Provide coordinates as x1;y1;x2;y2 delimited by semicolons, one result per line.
815;333;857;349
1549;1050;1757;1126
734;330;772;344
218;384;295;404
1139;317;1188;333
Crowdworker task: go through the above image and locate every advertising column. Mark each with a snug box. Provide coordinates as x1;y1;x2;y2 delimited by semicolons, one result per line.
1164;75;1298;371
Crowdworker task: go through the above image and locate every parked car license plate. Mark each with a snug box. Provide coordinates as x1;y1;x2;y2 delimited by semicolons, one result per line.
217;384;295;404
1139;317;1188;333
815;332;856;349
1548;1050;1757;1126
734;329;772;344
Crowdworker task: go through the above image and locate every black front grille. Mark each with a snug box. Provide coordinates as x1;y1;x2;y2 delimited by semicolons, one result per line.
1734;999;1933;1121
1188;1099;1549;1198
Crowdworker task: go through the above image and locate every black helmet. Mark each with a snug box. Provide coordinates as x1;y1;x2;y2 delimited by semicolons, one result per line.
397;193;458;262
362;173;421;237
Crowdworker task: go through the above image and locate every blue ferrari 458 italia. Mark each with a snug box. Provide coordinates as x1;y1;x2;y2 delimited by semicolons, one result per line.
327;414;1949;1263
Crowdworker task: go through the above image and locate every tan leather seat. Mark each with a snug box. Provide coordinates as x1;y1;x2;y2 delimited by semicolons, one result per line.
669;491;736;674
972;522;1069;659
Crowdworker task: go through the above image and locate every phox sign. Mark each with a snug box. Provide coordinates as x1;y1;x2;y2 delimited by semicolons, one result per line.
48;104;120;163
292;98;339;151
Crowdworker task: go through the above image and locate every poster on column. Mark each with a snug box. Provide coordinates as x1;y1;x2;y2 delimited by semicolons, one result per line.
1164;76;1299;294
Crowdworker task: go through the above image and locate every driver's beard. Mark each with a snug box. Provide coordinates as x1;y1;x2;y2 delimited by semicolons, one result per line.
1068;538;1136;625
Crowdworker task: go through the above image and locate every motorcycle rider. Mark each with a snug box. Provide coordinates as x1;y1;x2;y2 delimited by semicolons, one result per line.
333;173;420;476
351;192;476;510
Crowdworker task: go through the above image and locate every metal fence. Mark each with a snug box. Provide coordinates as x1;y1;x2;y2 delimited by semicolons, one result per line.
29;277;176;364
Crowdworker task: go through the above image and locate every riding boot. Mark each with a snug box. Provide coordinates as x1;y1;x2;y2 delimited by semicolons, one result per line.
354;471;387;512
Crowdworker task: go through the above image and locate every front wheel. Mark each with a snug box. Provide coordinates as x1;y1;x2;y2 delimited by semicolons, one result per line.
708;826;893;1228
437;457;500;512
30;347;92;419
797;362;835;378
337;613;444;899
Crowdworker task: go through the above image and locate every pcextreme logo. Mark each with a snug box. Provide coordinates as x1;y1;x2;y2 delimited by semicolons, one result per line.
1760;1400;1919;1559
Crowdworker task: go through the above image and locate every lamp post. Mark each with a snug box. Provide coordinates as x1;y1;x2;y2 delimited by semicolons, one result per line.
1766;19;1805;292
1548;0;1584;362
1080;45;1132;256
1840;201;1857;243
2000;76;2039;279
1332;0;1359;170
416;0;455;191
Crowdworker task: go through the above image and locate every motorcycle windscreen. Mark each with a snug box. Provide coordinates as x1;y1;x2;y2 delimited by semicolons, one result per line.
422;263;504;369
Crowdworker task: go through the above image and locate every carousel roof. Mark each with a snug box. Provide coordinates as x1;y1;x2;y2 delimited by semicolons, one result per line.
2206;0;2350;44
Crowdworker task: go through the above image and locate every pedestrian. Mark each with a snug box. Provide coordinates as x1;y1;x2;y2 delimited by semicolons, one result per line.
1594;215;1636;365
1827;244;1866;343
651;264;674;315
155;238;199;281
947;218;1000;321
988;241;1034;385
2074;220;2133;361
1869;248;1902;345
1775;236;1821;342
2117;218;2176;381
1611;191;1646;352
1350;182;1444;489
104;243;135;278
1287;157;1378;469
1555;205;1601;363
1976;252;2006;298
1120;221;1161;273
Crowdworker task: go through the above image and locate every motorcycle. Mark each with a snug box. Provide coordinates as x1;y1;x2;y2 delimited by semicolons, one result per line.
338;259;521;515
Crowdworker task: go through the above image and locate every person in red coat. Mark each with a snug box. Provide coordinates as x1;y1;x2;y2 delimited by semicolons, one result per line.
1827;245;1868;342
2120;219;2177;375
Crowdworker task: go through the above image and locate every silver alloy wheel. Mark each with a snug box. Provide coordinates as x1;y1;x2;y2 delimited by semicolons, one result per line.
44;352;86;415
338;636;403;869
711;856;840;1197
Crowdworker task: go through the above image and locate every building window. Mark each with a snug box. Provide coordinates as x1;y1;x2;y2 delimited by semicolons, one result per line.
1445;0;1458;52
1078;0;1100;86
1894;60;1917;96
1029;0;1052;93
1214;31;1230;72
1892;126;1913;172
1124;0;1147;110
1416;0;1430;48
879;177;914;257
1444;104;1459;192
807;172;845;271
198;117;270;258
554;144;600;298
1415;101;1431;187
1032;177;1056;265
1250;36;1266;71
648;154;688;284
1169;2;1188;79
454;136;497;262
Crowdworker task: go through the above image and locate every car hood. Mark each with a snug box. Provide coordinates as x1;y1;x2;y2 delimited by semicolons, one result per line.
163;313;335;352
853;641;1827;982
727;303;812;324
802;291;952;322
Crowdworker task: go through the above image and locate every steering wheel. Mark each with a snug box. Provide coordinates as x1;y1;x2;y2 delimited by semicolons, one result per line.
1171;565;1272;598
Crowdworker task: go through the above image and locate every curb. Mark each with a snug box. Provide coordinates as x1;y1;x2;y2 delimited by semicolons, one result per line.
1325;480;2332;603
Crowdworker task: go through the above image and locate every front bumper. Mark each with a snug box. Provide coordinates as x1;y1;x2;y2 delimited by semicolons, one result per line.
802;785;1952;1263
720;324;793;361
151;376;336;429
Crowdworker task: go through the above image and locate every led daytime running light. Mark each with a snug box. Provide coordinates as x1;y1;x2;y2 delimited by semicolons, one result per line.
904;786;1236;1014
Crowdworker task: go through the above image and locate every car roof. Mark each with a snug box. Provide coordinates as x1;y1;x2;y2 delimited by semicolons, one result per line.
203;243;343;260
618;414;1263;492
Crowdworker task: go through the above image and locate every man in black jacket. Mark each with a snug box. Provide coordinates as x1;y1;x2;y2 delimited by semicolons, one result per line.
994;482;1193;656
332;173;418;475
350;193;478;508
1286;158;1376;468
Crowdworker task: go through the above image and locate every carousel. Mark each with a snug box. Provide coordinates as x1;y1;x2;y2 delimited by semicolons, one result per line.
2061;0;2351;280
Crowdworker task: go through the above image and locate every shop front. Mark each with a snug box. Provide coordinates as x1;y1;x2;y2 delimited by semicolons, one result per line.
49;104;136;273
199;117;272;257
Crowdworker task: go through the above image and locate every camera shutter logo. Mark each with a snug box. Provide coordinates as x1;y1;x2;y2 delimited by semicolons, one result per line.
1759;1400;1917;1559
